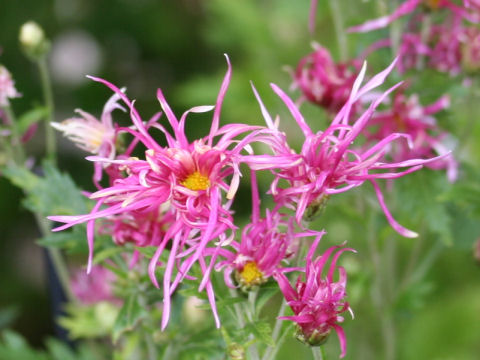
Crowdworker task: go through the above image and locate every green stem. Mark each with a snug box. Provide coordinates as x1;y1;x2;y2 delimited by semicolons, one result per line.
37;57;56;162
138;288;159;360
328;0;348;61
245;290;260;360
2;106;25;164
389;0;401;58
34;213;75;302
312;346;325;360
261;299;287;360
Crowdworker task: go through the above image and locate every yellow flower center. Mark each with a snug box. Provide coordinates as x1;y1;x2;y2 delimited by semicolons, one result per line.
181;171;210;191
424;0;441;9
239;261;263;286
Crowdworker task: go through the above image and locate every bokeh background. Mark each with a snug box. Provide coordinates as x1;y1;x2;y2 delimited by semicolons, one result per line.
1;0;480;359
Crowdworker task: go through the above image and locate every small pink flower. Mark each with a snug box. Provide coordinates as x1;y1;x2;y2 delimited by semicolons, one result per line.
254;60;450;237
274;236;355;358
365;90;457;181
293;44;359;114
215;172;300;290
71;265;120;305
51;92;125;186
0;65;21;107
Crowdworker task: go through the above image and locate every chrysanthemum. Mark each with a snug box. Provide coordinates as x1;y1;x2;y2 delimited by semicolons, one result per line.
51;92;125;186
71;265;120;305
0;65;21;107
214;172;299;291
48;55;272;328
365;90;457;181
274;236;355;358
254;60;450;237
292;44;359;114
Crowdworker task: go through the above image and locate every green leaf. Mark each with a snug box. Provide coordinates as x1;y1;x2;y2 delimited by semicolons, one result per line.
93;246;126;265
112;294;148;343
2;163;40;193
17;106;48;134
3;161;88;216
45;338;77;360
246;320;274;346
37;226;88;253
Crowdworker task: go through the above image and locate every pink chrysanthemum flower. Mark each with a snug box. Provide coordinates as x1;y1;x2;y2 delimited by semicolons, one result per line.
51;92;125;186
293;44;359;114
274;236;355;358
0;65;21;107
348;0;479;33
360;13;477;76
365;90;457;181
71;265;120;305
215;172;300;291
100;205;175;248
254;60;450;237
48;55;273;328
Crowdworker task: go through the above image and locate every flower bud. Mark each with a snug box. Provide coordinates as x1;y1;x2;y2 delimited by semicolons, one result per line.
227;343;245;360
295;325;331;347
19;21;50;60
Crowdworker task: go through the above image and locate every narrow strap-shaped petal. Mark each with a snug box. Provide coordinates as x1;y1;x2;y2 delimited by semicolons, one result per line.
208;54;232;147
370;179;418;238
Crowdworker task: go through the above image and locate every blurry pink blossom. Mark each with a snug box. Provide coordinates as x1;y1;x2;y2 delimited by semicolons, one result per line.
348;0;479;33
365;90;457;181
71;265;119;305
0;65;21;107
293;44;359;114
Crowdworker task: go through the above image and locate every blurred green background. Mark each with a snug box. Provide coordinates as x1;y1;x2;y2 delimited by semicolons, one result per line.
1;0;480;359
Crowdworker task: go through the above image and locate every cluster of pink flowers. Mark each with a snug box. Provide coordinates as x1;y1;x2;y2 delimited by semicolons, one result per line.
48;48;454;356
349;0;480;76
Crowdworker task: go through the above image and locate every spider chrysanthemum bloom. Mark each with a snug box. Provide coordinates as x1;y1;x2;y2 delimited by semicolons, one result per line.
0;65;21;107
274;236;355;358
215;172;300;291
293;44;358;114
48;55;272;328
365;90;457;181
254;60;450;237
51;92;125;185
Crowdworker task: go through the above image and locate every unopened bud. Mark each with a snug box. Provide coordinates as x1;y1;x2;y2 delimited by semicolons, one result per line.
19;21;50;60
227;343;245;360
304;194;329;222
295;324;331;347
